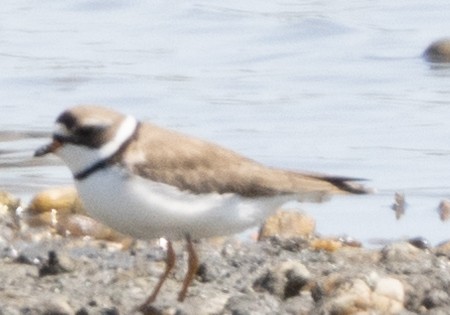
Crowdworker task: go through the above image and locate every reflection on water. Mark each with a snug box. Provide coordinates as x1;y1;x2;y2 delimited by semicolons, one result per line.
1;0;450;245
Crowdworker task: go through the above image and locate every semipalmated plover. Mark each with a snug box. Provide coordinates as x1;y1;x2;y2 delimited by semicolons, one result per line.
34;105;369;308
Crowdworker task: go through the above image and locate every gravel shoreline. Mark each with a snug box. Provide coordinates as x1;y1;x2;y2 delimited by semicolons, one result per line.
1;190;450;315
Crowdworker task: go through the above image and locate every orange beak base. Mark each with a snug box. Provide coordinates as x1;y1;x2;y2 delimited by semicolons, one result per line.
34;139;62;157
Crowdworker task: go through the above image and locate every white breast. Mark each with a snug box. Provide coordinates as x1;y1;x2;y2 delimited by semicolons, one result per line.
75;166;291;240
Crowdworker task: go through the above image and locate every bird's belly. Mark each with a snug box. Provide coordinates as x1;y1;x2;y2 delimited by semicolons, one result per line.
75;167;288;240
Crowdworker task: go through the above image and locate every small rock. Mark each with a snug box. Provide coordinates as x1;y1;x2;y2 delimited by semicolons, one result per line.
391;192;406;220
424;308;450;315
28;186;85;215
267;236;310;252
39;251;69;277
41;296;74;315
317;275;405;314
438;200;450;221
337;235;362;248
258;210;315;241
380;242;420;262
6;295;75;315
75;308;89;315
424;38;450;63
0;190;21;213
434;240;450;257
25;211;59;227
422;289;449;309
310;238;343;252
372;276;405;313
320;278;372;314
282;292;315;315
222;293;280;315
0;191;21;237
174;294;229;315
100;308;120;315
196;245;230;283
253;260;311;299
379;242;434;276
408;237;431;250
56;213;130;243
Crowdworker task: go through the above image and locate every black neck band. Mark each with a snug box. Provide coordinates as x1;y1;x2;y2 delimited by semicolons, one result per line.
74;122;141;181
74;158;111;180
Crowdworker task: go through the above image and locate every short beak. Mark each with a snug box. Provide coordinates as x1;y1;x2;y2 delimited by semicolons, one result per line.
34;139;62;157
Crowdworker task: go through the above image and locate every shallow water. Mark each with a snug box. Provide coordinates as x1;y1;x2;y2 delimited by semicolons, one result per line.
1;0;450;245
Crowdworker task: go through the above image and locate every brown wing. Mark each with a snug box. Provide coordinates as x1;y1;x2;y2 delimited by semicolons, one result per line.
122;123;369;202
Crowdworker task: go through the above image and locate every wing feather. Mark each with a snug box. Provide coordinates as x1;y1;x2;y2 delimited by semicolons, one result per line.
122;123;370;202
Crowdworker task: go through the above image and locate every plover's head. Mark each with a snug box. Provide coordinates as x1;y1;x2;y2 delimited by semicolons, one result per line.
35;105;139;176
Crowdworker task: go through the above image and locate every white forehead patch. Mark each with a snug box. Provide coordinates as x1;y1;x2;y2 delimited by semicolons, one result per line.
53;122;71;137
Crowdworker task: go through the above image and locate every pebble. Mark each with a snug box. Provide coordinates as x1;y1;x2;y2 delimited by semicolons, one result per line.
379;242;432;275
0;294;75;315
337;235;362;248
23;211;132;246
253;260;311;299
222;293;280;315
27;186;85;215
380;242;421;262
372;276;405;313
408;236;431;250
265;235;310;252
317;274;405;314
258;209;315;240
0;190;21;214
38;250;70;277
391;192;406;220
424;38;450;63
0;191;21;242
25;211;59;227
41;296;75;315
422;289;449;309
438;199;450;221
55;213;131;244
281;292;315;315
434;240;450;257
310;238;343;252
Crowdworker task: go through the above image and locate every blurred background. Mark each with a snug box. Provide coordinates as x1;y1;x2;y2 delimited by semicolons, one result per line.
1;0;450;245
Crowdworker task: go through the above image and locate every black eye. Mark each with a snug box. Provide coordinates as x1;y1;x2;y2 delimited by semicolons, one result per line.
72;125;107;148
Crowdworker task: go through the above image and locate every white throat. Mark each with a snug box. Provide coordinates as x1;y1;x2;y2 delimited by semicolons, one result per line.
55;115;138;176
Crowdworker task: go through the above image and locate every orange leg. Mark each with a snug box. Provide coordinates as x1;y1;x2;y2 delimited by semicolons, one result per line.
139;240;176;309
177;234;199;302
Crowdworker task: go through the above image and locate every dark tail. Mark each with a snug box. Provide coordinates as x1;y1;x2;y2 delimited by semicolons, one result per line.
311;175;372;195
